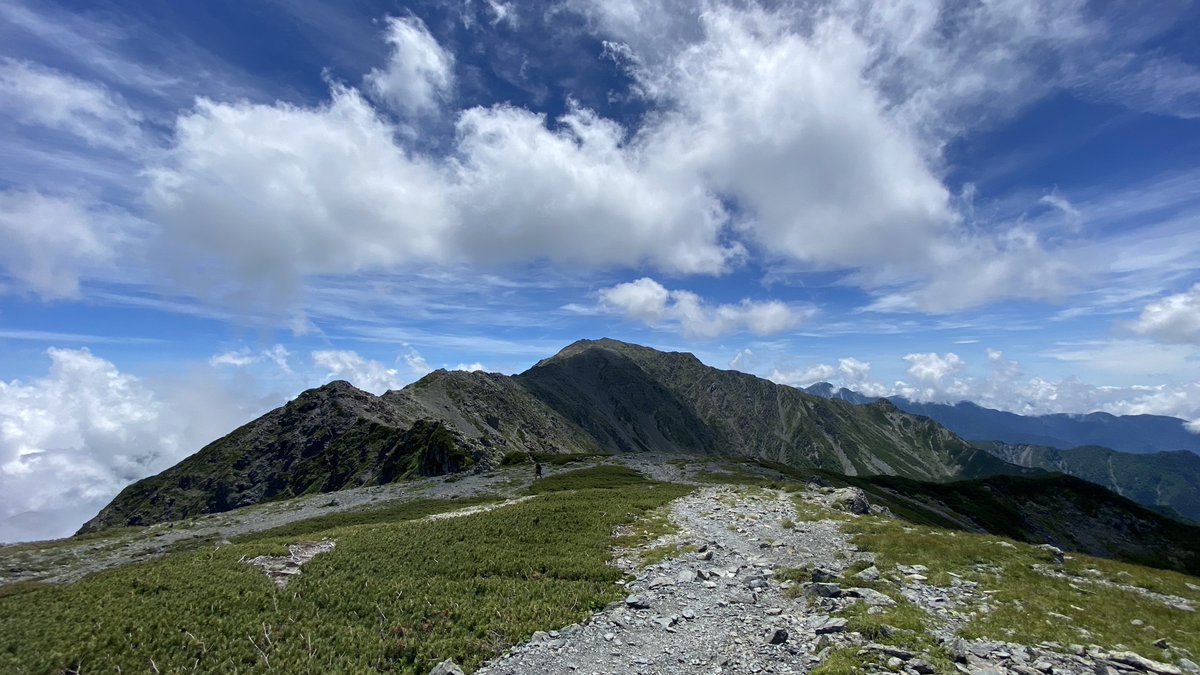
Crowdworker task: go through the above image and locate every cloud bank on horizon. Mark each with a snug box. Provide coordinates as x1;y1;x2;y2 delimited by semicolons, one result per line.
1;0;1199;540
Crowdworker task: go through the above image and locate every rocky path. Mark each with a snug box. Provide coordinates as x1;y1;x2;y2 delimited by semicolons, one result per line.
477;486;876;675
475;486;1199;675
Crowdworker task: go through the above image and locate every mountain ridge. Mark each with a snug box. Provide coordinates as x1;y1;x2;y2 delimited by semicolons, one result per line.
81;338;1030;533
803;381;1200;454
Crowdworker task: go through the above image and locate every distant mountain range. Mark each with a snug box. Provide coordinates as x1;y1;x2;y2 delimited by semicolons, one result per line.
805;382;1200;521
803;382;1200;455
82;339;1027;533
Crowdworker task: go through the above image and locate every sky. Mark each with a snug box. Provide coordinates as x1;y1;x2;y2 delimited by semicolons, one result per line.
1;0;1199;541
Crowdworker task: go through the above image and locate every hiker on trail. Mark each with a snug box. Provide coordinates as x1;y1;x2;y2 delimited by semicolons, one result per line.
534;461;543;479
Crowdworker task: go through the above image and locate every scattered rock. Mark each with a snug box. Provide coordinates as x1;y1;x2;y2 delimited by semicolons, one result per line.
853;565;881;582
625;594;650;609
1107;651;1183;675
807;582;841;598
843;587;895;606
429;659;465;675
811;567;838;582
1036;544;1065;564
813;617;847;635
765;628;788;645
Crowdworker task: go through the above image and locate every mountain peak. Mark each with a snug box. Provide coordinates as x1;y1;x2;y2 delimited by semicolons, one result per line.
531;337;699;369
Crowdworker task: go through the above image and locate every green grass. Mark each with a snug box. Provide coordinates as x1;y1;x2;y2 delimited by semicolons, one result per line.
843;516;1200;662
525;464;647;494
0;475;691;674
231;496;500;542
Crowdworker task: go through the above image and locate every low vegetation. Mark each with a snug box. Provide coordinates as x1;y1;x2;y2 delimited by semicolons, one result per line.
230;496;500;542
843;515;1200;660
0;466;690;674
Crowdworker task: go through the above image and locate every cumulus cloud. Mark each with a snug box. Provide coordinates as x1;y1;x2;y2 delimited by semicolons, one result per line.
768;357;889;396
0;58;143;151
768;363;836;388
140;1;1101;313
1129;284;1200;345
599;278;810;338
312;350;404;395
597;277;669;324
0;191;116;298
569;1;1127;311
145;87;452;302
364;16;454;115
145;88;737;305
0;349;187;542
453;362;487;372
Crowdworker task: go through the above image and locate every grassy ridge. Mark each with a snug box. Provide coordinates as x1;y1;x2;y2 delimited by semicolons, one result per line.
0;467;690;674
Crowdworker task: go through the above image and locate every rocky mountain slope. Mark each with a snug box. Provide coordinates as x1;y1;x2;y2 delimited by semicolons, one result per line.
804;383;1200;455
975;442;1200;523
81;339;1029;533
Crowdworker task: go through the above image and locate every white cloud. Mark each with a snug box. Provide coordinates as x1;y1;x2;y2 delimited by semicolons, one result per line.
209;348;255;367
0;191;115;298
0;346;324;542
597;277;669;324
484;0;518;28
0;58;143;151
778;347;1200;430
403;348;433;377
145;87;453;301
1129;284;1200;345
768;357;889;396
568;1;1135;311
362;16;451;115
145;89;737;306
898;352;971;401
0;349;185;542
209;345;293;373
644;8;955;272
599;278;810;338
729;348;754;370
1039;193;1082;230
311;350;404;395
453;362;487;372
365;16;455;116
768;363;836;388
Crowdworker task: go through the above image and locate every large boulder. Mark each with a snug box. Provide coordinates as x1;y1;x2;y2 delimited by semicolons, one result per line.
830;487;870;515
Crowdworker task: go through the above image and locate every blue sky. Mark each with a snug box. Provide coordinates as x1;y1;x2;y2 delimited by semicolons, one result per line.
1;0;1199;540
